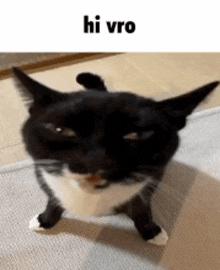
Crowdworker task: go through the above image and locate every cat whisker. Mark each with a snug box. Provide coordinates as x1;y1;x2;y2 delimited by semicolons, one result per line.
35;159;61;165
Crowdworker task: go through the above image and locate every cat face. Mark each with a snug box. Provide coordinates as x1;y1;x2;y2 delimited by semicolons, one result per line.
22;90;178;184
12;68;219;192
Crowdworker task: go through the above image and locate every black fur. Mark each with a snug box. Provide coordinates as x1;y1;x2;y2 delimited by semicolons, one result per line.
12;67;219;241
76;72;107;91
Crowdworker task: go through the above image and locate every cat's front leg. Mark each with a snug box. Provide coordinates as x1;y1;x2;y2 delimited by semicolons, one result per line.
29;199;64;231
123;195;168;246
133;213;168;246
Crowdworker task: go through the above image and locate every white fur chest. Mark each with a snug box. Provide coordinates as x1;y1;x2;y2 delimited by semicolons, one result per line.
41;169;147;217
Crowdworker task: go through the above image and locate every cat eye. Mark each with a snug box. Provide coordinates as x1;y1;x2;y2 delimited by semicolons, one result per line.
123;132;139;140
123;130;155;140
44;123;77;137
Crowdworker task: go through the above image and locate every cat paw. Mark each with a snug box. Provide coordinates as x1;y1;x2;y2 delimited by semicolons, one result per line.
147;227;168;246
29;215;46;232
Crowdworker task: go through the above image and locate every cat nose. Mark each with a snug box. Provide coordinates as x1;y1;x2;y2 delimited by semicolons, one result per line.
89;147;106;157
85;148;109;173
90;169;106;177
87;148;106;163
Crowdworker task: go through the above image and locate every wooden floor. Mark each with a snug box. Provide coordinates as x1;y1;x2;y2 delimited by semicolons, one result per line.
1;53;220;164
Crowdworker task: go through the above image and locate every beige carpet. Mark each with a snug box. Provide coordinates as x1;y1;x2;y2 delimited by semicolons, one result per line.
1;107;220;269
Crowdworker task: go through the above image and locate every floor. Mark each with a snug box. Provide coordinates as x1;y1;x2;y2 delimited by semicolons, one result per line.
0;53;66;71
1;52;220;164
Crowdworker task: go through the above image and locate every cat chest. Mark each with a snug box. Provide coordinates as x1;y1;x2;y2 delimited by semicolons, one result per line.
41;169;146;217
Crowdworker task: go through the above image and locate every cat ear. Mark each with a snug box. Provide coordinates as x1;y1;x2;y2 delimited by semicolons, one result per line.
12;67;66;108
158;81;219;130
76;73;108;92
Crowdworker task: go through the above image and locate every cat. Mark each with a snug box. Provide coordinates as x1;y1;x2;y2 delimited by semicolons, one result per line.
12;67;219;246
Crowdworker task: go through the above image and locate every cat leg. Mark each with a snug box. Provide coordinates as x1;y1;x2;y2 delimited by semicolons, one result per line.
123;194;168;246
132;212;168;246
29;199;64;231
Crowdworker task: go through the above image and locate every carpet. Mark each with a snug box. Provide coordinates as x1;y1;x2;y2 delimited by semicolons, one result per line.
1;107;220;270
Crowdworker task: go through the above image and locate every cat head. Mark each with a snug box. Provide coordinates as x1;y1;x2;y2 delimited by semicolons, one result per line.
12;67;219;189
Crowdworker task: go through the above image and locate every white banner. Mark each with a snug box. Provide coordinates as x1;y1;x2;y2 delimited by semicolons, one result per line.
1;0;220;52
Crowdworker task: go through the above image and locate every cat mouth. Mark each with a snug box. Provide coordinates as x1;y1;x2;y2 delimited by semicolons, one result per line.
60;167;110;191
86;175;101;182
86;175;110;189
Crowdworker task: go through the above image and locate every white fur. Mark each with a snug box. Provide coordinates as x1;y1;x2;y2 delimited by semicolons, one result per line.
29;215;45;231
41;168;149;217
147;227;168;246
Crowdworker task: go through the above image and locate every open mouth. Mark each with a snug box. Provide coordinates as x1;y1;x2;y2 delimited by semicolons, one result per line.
86;175;109;189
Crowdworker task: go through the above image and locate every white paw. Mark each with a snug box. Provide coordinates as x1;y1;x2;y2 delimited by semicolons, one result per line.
147;227;168;246
29;215;45;231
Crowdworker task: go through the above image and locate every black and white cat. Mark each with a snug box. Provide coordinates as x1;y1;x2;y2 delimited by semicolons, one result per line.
12;67;219;246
